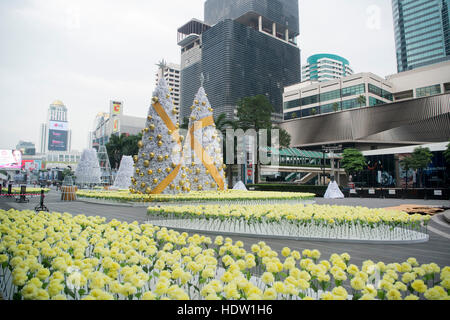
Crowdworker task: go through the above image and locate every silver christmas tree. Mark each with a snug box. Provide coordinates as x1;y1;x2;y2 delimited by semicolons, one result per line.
75;148;101;186
131;65;187;195
111;155;134;190
183;86;227;191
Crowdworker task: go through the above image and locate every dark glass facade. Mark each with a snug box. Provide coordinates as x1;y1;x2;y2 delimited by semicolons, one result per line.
204;0;299;35
392;0;450;72
201;20;300;117
356;152;449;188
180;0;300;120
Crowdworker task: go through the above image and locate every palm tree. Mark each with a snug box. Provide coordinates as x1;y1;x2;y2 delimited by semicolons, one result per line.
357;95;366;108
214;113;237;136
332;102;339;112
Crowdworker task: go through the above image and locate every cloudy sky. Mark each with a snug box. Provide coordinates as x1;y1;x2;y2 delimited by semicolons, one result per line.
0;0;397;152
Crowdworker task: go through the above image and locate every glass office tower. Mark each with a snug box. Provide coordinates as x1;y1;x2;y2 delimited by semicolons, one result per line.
178;0;301;121
392;0;450;72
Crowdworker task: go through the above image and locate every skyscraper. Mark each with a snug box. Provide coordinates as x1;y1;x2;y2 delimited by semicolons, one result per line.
392;0;450;72
39;100;72;153
178;0;301;121
155;63;181;110
302;54;354;82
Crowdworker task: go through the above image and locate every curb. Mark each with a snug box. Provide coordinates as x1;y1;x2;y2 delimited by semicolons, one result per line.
443;210;450;224
147;220;430;245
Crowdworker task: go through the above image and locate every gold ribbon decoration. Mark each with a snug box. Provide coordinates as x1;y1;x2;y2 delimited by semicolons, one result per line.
188;115;225;191
150;101;183;194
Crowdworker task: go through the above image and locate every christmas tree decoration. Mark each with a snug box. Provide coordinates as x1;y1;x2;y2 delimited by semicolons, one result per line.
97;145;113;185
183;86;227;191
111;156;134;190
75;148;101;187
131;63;187;195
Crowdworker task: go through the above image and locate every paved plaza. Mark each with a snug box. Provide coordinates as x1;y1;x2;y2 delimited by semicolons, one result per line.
1;189;449;267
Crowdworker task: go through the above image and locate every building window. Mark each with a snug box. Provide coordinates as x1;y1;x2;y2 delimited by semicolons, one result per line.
368;84;393;101
341;84;365;97
369;97;385;107
416;84;441;97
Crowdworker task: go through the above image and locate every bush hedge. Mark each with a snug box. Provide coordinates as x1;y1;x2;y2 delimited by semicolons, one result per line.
246;184;327;196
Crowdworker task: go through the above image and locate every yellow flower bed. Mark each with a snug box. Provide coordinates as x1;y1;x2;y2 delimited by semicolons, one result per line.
76;189;315;203
3;187;50;194
147;204;430;228
0;209;447;300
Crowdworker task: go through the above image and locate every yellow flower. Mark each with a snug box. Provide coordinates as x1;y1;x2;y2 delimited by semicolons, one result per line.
206;293;221;300
404;294;419;300
340;253;351;262
298;279;310;291
380;280;393;291
362;285;377;297
12;270;28;286
261;272;274;285
350;277;365;291
320;292;335;300
441;278;450;290
36;268;50;281
51;294;67;300
311;249;321;260
263;288;277;300
347;264;359;275
386;289;402;300
424;286;448;300
359;294;375;300
394;281;407;292
35;288;50;300
21;284;38;300
273;281;286;294
401;272;416;284
411;279;427;293
281;247;291;257
332;286;348;299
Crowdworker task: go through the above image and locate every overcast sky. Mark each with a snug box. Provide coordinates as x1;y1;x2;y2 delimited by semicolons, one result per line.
0;0;397;152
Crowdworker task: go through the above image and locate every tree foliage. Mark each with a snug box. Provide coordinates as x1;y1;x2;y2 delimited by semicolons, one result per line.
341;148;366;176
106;133;143;169
444;142;450;164
236;95;273;131
409;147;433;171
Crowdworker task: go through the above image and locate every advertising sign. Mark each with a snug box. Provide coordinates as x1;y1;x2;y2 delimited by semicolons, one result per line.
48;130;68;151
111;101;123;115
0;150;22;169
49;121;69;131
113;119;120;133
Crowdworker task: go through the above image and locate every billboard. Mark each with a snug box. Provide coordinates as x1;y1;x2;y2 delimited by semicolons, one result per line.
0;150;22;169
48;130;68;151
21;160;43;171
49;121;69;131
111;101;123;116
113;119;120;133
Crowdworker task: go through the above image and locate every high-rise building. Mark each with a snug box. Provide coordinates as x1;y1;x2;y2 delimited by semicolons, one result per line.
89;101;146;152
39;100;72;153
392;0;450;72
155;63;181;109
178;0;301;121
302;54;354;82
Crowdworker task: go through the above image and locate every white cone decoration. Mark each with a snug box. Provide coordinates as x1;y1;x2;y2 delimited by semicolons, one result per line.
131;77;187;195
75;148;101;186
183;87;227;192
111;156;134;190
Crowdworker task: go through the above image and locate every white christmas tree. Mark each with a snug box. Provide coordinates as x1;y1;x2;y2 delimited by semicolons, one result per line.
131;62;187;195
183;86;227;191
75;148;101;186
111;156;134;190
